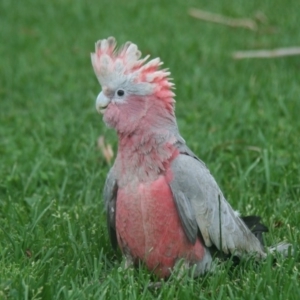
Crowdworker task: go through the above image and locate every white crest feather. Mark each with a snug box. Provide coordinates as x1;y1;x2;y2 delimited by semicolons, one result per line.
91;37;174;98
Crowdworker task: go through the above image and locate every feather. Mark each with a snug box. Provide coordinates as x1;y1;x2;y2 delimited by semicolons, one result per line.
169;152;266;258
91;37;173;100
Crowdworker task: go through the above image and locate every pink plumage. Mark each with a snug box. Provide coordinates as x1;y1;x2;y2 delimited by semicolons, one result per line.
91;37;287;279
116;174;205;278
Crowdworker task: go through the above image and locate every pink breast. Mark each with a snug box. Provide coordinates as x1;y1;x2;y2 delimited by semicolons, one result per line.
116;174;205;278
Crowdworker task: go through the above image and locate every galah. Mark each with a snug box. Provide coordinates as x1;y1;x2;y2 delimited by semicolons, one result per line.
91;37;289;278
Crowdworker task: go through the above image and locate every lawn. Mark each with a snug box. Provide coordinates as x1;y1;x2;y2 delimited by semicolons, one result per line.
0;0;299;299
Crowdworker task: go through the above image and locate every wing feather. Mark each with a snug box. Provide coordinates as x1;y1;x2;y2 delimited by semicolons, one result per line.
169;152;266;257
103;166;118;250
172;190;198;244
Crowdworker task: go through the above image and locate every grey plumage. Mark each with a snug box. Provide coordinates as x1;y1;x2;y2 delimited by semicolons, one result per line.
103;167;118;250
169;143;266;258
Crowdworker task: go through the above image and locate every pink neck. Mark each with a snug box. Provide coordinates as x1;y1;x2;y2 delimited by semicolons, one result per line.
115;126;179;186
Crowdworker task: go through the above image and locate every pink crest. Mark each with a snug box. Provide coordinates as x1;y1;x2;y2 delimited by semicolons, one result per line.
91;37;175;98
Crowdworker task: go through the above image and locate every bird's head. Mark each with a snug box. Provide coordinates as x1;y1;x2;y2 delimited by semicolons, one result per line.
91;37;176;135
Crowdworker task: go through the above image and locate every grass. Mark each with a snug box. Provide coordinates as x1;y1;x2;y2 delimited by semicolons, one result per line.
0;0;299;298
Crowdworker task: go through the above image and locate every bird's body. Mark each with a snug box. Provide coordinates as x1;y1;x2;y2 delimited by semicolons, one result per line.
113;133;206;277
91;37;290;278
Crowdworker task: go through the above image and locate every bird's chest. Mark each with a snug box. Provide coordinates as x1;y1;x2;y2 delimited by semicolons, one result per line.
116;175;176;250
115;174;187;271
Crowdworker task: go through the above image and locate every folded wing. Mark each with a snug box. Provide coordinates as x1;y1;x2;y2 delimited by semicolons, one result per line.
169;151;266;258
103;166;118;249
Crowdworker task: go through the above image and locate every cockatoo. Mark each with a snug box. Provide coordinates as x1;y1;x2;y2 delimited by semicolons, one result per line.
91;37;289;278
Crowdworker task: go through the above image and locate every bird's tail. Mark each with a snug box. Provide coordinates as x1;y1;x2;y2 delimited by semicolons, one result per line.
268;242;294;257
241;215;293;256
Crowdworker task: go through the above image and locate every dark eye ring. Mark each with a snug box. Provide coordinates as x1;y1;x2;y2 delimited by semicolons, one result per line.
117;89;125;97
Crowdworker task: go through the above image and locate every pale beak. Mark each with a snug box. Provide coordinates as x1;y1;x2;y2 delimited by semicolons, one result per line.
96;91;110;114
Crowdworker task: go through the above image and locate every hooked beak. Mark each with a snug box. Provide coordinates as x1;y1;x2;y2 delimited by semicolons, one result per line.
96;91;110;114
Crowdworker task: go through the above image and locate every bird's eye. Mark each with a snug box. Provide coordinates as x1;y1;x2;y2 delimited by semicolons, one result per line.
117;89;125;97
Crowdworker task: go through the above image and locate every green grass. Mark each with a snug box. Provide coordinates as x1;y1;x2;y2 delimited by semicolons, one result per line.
0;0;299;298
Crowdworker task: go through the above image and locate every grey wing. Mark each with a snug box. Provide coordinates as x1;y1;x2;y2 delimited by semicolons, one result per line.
169;151;266;257
103;166;118;250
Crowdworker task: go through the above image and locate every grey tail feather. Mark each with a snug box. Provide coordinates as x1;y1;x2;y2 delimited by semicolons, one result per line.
268;242;294;257
241;216;293;257
240;215;269;246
